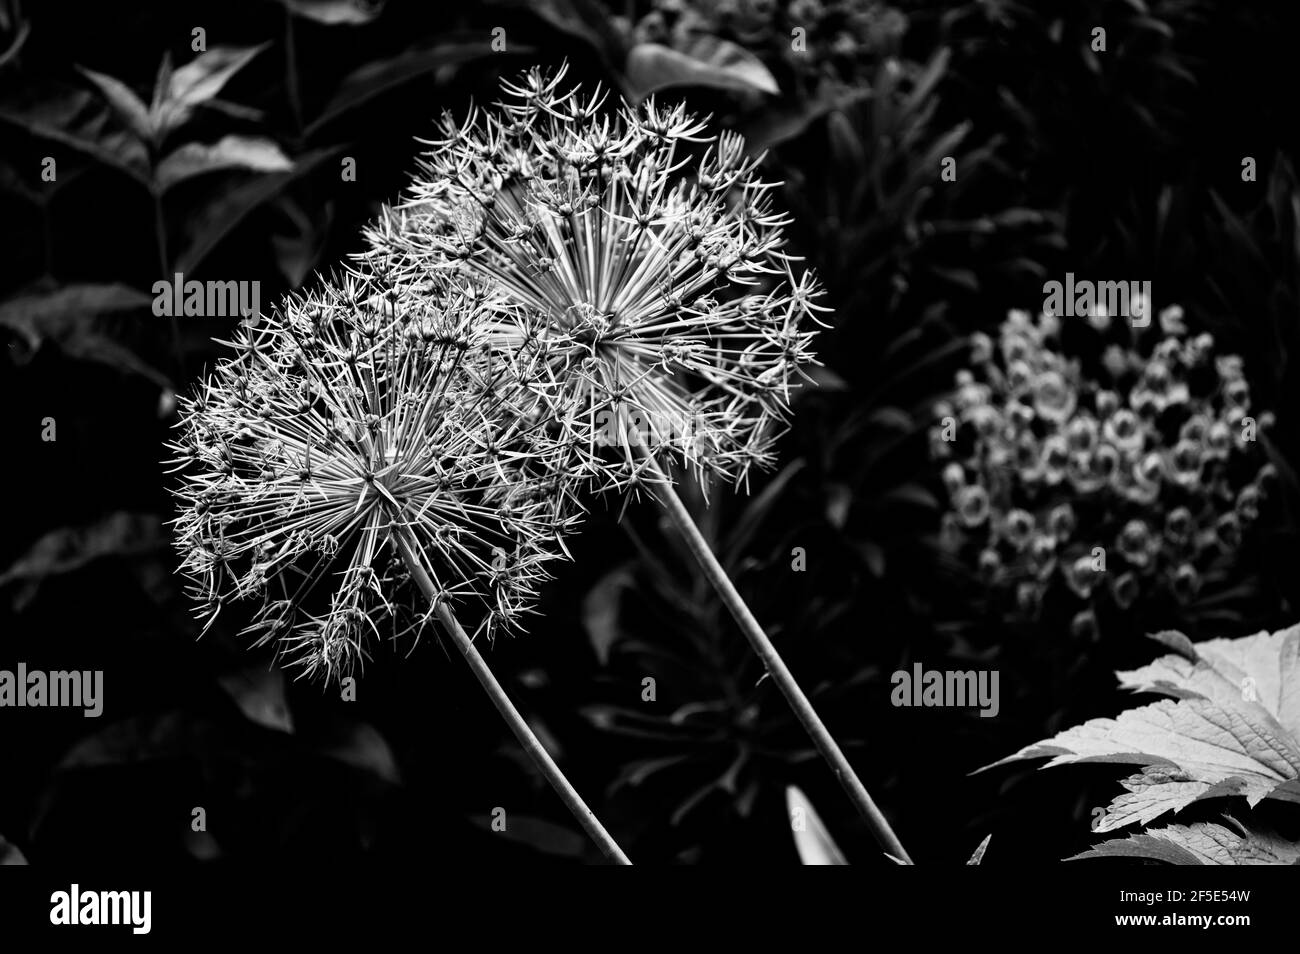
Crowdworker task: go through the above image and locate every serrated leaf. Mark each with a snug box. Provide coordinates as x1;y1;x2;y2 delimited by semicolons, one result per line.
786;786;848;865
985;623;1300;833
625;37;779;102
1091;768;1250;833
155;134;292;191
987;696;1300;794
1120;624;1300;739
76;66;153;142
1071;821;1300;865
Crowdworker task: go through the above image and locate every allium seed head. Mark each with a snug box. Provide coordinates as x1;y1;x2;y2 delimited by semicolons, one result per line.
167;266;579;682
364;64;829;494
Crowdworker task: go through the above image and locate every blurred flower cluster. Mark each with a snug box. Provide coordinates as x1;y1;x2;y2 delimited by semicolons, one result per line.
617;0;910;97
931;305;1277;637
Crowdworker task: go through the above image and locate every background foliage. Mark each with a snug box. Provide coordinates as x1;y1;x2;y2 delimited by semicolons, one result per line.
2;0;1299;864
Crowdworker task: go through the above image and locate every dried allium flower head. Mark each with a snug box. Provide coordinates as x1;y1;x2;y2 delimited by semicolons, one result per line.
166;267;577;682
364;64;828;494
931;306;1276;632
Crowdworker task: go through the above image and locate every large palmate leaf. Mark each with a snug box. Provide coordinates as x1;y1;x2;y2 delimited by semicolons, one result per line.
1071;819;1300;865
983;625;1300;839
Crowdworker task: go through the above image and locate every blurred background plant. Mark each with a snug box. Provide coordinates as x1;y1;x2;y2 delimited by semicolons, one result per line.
3;0;1300;866
932;305;1277;646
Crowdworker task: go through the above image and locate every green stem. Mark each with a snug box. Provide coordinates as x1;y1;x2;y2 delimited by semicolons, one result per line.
151;187;184;378
640;453;913;864
391;523;632;866
284;7;304;146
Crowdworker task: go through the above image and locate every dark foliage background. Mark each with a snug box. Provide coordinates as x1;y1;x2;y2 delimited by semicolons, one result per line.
2;0;1299;865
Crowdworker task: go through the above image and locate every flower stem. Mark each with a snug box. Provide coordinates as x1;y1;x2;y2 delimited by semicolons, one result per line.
391;524;632;865
640;454;913;864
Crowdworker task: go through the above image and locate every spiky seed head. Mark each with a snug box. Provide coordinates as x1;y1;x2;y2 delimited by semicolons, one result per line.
364;64;830;495
167;265;579;683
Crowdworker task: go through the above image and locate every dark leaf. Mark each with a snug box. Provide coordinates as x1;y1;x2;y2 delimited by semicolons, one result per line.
216;666;295;734
0;83;149;184
277;0;386;25
76;66;152;142
174;146;339;274
625;37;779;102
155;134;292;191
306;40;504;137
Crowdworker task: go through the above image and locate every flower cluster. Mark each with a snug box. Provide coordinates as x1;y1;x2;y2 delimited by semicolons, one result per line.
616;0;910;98
365;65;827;494
167;265;579;682
931;305;1276;636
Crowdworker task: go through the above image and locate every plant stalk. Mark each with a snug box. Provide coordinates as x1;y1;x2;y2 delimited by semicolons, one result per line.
391;523;632;866
640;452;913;864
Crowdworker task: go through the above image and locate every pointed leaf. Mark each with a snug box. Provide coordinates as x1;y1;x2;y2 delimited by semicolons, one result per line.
156;44;267;136
1071;821;1300;865
582;564;635;665
305;40;504;137
966;833;991;864
0;83;149;183
625;37;779;102
1120;624;1300;739
0;284;167;385
0;512;167;610
155;134;292;191
216;666;294;734
986;696;1300;794
174;146;338;274
0;834;27;865
76;66;153;141
786;786;848;865
277;0;386;24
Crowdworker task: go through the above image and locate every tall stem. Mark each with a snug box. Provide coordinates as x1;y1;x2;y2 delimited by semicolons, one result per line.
151;186;184;378
391;524;632;866
283;7;304;146
640;453;913;864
